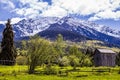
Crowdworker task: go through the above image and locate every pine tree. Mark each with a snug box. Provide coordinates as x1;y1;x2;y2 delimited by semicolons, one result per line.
0;19;16;65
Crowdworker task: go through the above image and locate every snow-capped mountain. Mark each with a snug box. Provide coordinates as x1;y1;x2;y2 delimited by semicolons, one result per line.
0;16;120;46
12;17;120;38
37;17;120;46
80;21;120;38
58;17;120;38
13;17;60;37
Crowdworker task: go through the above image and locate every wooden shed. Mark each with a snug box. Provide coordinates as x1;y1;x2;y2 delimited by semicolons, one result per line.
94;49;116;67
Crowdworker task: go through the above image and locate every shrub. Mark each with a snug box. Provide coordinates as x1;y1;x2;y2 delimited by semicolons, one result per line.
16;56;27;65
82;56;92;67
44;66;57;75
59;56;70;67
69;55;79;70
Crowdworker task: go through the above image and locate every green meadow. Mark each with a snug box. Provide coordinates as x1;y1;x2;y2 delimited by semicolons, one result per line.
0;65;120;80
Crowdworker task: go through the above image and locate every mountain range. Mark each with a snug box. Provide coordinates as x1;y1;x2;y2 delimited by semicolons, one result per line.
0;17;120;46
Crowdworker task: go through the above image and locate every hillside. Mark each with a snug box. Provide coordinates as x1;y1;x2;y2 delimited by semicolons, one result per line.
0;17;120;47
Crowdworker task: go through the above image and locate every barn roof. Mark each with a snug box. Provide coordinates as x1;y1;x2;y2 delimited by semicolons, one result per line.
96;49;116;54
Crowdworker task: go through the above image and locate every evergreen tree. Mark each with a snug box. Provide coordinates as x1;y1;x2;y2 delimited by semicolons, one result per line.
0;19;16;65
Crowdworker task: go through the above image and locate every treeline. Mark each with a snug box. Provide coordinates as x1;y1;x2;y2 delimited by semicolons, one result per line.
16;34;93;74
16;34;120;74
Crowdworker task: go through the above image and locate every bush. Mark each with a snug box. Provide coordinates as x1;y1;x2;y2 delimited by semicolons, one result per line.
16;56;27;65
69;55;79;70
44;66;57;75
59;56;70;67
82;56;92;67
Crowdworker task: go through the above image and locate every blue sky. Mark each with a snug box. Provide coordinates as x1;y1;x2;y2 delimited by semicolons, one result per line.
0;0;120;30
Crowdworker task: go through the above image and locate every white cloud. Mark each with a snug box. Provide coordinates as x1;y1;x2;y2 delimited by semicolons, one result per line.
14;8;25;15
89;10;120;21
0;0;15;10
88;0;120;21
41;6;67;17
11;0;120;20
54;0;99;15
49;0;113;16
42;0;120;20
89;16;100;21
14;8;41;18
13;0;48;18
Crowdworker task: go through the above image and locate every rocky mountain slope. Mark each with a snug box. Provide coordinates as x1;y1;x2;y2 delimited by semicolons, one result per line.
0;17;120;46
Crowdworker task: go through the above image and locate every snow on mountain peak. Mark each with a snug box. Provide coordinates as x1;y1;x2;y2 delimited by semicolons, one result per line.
58;17;120;38
9;16;120;38
13;17;60;37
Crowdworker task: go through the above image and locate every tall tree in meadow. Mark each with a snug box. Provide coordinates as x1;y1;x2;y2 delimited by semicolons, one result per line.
55;34;65;57
27;36;58;74
0;19;16;65
68;45;80;69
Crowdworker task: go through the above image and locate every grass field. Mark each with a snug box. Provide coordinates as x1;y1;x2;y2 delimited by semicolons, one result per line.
0;65;120;80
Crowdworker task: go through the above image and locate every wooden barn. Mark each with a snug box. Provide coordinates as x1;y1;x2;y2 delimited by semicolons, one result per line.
94;49;116;67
